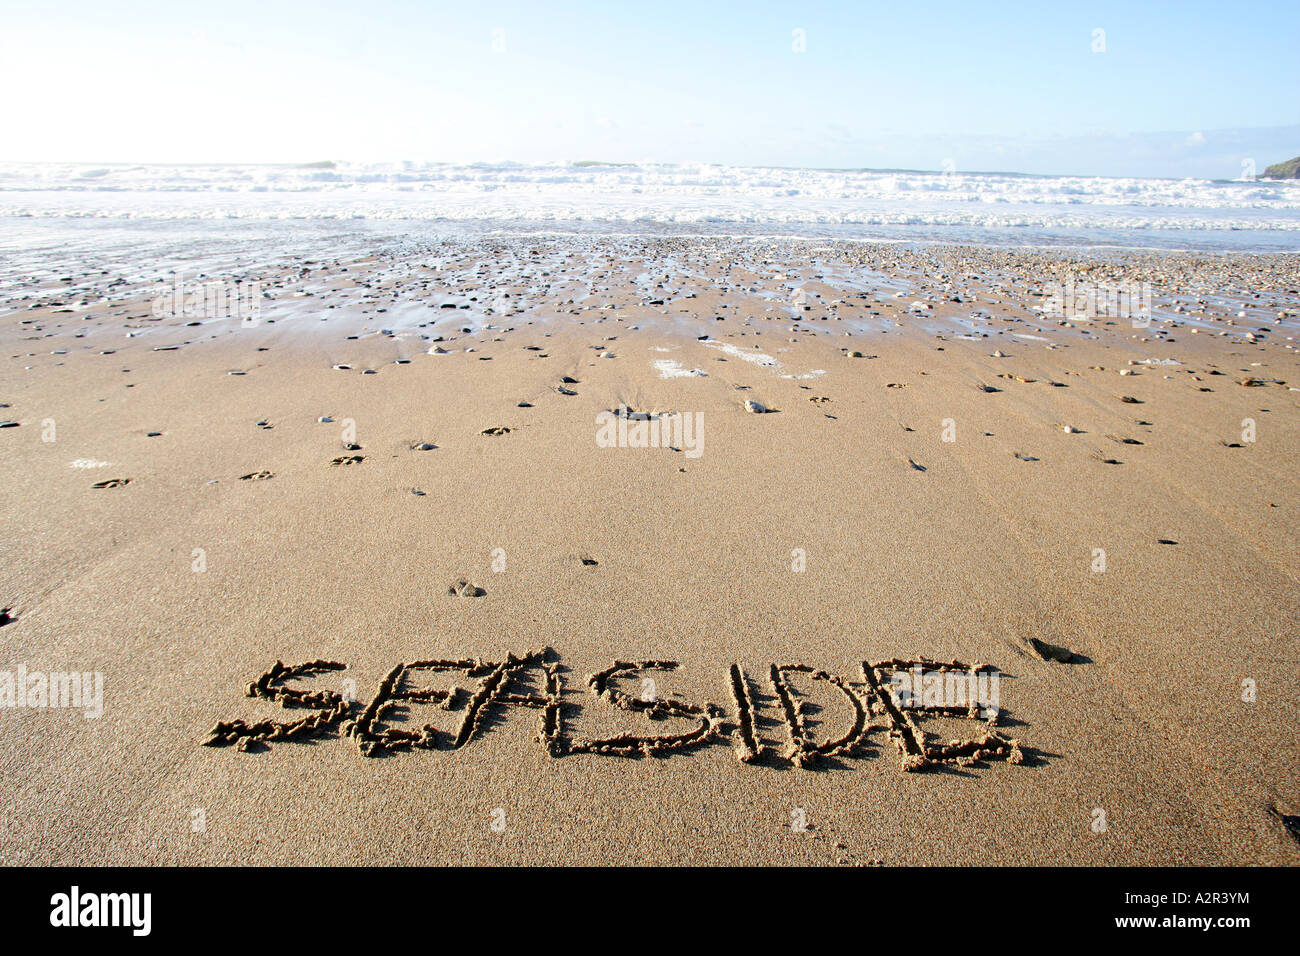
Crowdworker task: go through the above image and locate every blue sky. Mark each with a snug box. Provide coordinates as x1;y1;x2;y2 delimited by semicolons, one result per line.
1;0;1296;177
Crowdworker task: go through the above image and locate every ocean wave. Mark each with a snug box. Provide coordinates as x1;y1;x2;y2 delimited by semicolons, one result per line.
2;161;1297;251
1;161;1297;212
0;199;1295;233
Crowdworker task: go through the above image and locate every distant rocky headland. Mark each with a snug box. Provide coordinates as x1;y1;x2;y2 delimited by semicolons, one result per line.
1263;156;1300;179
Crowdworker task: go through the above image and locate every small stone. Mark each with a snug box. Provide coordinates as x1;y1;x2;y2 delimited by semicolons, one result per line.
448;580;485;598
1029;638;1076;664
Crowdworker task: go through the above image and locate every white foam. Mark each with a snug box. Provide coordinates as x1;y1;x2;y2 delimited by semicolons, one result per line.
2;160;1296;242
653;359;708;379
701;341;779;367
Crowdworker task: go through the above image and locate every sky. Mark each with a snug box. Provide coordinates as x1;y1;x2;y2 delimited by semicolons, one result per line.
1;0;1297;177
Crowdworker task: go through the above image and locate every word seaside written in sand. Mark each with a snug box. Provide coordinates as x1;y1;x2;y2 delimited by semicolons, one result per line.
202;648;1025;772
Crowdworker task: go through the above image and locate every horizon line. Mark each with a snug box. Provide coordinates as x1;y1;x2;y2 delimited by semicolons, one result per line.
0;156;1292;185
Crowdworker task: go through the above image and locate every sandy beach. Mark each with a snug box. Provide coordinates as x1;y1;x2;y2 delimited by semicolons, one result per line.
1;234;1296;865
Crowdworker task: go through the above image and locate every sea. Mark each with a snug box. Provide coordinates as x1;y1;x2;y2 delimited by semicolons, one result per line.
1;160;1298;258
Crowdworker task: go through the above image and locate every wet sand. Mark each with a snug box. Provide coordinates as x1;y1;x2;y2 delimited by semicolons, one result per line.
1;236;1298;865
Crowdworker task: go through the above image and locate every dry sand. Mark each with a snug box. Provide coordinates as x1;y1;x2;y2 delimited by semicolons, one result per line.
1;236;1297;865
